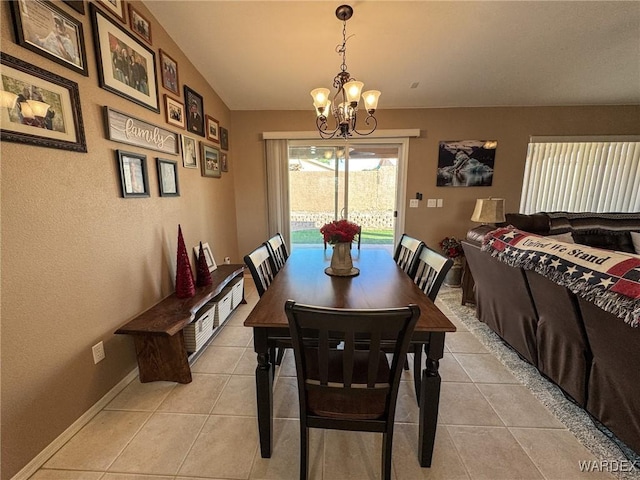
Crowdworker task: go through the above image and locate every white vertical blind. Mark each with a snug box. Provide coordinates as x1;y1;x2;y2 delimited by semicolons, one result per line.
520;138;640;214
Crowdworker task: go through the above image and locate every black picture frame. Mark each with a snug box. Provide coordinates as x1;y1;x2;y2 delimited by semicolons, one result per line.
157;158;180;197
116;150;150;198
10;0;89;76
184;85;204;137
90;3;159;113
0;52;87;152
63;1;85;14
220;126;229;150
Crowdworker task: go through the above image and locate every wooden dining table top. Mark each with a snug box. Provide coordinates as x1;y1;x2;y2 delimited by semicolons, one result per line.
244;248;456;333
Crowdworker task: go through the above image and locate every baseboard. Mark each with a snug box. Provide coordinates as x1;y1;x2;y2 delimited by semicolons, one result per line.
11;368;139;480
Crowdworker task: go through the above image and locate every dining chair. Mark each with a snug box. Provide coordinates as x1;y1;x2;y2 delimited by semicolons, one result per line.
393;233;425;274
243;244;276;297
244;244;286;368
265;232;289;272
324;224;362;250
409;245;453;402
285;300;420;480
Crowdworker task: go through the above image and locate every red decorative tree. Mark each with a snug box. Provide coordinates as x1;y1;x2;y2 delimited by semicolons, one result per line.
196;241;212;287
175;224;195;298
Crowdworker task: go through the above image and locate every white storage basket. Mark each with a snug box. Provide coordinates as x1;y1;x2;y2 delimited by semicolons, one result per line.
183;306;215;353
215;289;233;326
231;278;244;308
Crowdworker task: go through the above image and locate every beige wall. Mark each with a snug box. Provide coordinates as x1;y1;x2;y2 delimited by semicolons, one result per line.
1;2;238;478
232;107;639;256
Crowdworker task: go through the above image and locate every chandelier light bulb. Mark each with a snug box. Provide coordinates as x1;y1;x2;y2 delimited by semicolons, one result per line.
362;90;381;112
344;80;364;104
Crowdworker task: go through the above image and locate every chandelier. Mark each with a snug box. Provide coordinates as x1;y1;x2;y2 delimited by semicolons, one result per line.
310;5;380;139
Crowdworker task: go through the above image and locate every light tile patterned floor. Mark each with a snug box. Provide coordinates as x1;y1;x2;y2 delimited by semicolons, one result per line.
31;279;618;480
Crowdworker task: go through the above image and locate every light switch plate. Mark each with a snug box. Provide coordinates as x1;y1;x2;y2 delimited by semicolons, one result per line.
427;199;437;208
437;199;443;207
409;199;419;208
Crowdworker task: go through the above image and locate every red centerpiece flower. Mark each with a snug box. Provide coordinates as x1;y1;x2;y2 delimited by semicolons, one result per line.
320;219;360;245
439;236;464;259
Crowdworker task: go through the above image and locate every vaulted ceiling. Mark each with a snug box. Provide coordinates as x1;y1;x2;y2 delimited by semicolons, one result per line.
145;1;640;111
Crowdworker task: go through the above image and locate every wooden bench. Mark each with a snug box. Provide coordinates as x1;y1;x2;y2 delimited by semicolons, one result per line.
115;264;245;383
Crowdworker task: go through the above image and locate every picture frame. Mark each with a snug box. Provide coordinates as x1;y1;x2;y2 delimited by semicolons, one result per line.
181;134;198;169
436;140;497;187
156;158;180;197
104;106;179;155
184;85;204;137
221;152;228;172
63;1;85;15
10;0;89;76
90;3;159;112
206;115;219;143
128;4;151;45
220;126;229;150
96;0;125;22
201;143;221;178
164;95;185;129
116;150;149;198
193;242;217;272
159;49;179;95
0;52;87;152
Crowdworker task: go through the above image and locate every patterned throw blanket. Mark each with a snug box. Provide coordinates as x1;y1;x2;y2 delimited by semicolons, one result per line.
482;227;640;327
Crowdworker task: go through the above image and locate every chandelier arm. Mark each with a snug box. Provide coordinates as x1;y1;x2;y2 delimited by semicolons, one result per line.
316;115;341;139
351;114;378;136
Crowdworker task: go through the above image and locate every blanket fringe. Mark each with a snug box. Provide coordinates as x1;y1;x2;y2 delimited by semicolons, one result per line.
481;242;640;328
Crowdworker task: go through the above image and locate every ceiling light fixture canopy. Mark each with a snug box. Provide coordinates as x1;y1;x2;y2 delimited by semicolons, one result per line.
311;5;380;139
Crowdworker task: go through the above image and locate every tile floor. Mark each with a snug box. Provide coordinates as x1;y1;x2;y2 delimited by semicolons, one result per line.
32;278;617;480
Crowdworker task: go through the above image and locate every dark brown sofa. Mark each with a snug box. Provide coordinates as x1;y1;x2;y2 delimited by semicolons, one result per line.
462;212;640;455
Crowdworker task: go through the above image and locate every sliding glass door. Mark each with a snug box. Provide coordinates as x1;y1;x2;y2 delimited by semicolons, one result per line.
288;140;405;251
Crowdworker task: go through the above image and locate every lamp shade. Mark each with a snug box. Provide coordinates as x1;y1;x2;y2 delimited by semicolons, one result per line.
471;198;506;224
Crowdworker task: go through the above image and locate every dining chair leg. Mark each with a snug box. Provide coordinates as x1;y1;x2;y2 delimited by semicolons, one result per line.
403;354;409;370
381;430;393;480
413;344;423;403
275;347;285;365
299;422;309;480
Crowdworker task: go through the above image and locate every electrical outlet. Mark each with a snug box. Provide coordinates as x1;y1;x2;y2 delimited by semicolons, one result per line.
92;341;105;364
409;199;419;208
427;199;437;208
224;256;231;264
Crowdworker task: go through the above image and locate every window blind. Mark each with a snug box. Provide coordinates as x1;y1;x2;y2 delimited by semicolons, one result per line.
520;138;640;214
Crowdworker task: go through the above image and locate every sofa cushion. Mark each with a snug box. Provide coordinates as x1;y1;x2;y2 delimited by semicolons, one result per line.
571;229;635;253
505;213;550;234
546;232;574;243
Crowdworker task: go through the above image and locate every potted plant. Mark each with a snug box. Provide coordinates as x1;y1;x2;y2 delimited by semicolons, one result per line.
439;236;464;286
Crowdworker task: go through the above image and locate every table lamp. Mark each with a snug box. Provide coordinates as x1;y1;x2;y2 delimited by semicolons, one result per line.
471;197;506;226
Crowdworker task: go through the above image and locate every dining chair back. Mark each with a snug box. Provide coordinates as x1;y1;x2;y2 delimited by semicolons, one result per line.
412;245;453;301
265;233;289;272
285;300;420;480
243;244;276;297
409;245;453;402
393;234;425;274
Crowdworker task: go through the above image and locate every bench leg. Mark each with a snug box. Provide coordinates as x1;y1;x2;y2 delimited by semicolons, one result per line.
133;332;192;384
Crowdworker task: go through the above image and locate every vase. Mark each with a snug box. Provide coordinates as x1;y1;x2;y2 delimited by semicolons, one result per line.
444;259;463;287
325;242;359;277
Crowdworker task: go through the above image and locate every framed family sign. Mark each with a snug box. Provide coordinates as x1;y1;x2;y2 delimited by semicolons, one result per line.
0;52;87;152
9;0;89;76
90;3;159;112
104;106;179;155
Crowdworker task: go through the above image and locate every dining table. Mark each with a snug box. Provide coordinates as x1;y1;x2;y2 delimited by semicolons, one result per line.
243;247;456;467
